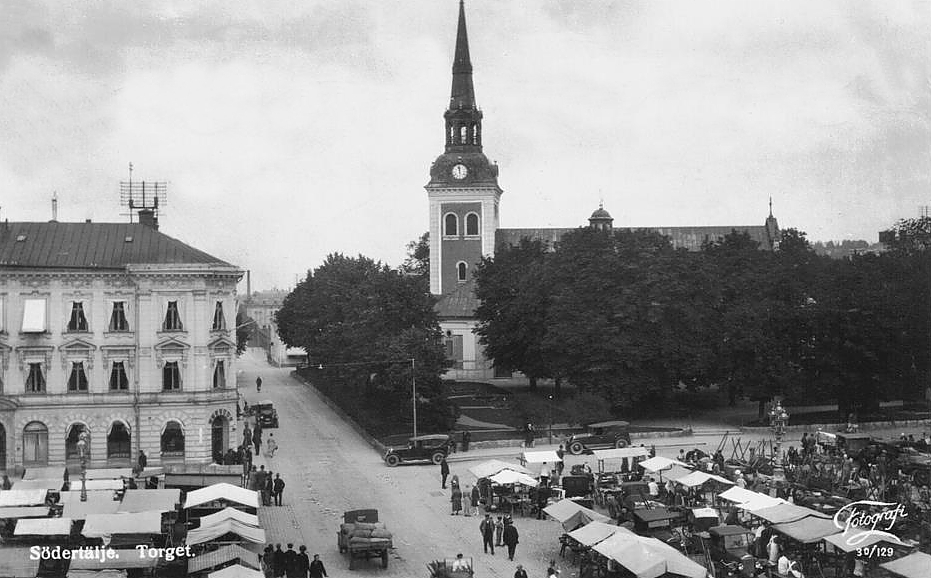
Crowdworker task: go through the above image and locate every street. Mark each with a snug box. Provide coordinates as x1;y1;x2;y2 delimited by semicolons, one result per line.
238;349;927;578
239;349;563;578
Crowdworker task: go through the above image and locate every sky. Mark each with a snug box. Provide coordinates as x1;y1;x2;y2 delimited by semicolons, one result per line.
1;0;929;291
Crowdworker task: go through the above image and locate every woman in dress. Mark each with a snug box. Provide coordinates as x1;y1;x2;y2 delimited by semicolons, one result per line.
451;485;462;515
264;433;278;458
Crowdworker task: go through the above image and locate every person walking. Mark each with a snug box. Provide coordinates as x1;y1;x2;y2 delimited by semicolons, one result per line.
265;433;279;458
309;554;328;578
272;544;286;578
513;564;528;578
137;450;147;473
254;424;263;456
296;546;310;578
264;472;275;507
495;516;504;546
462;430;471;452
451;485;463;515
284;544;299;578
503;519;519;561
273;473;286;506
440;456;450;489
256;376;263;392
243;426;253;449
471;484;481;515
463;484;473;516
480;514;495;554
261;545;275;578
556;445;565;477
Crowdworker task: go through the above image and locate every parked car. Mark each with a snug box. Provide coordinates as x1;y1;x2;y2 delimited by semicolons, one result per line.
384;434;454;467
566;420;631;455
250;400;279;428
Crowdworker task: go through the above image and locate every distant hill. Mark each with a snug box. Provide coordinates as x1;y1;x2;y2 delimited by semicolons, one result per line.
811;239;885;259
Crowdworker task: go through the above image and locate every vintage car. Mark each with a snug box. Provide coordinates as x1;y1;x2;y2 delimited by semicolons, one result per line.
707;524;755;561
383;434;454;467
250;400;279;428
566;420;632;455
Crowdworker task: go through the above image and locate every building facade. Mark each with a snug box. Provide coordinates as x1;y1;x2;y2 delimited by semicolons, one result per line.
427;3;780;380
0;219;243;473
243;289;306;367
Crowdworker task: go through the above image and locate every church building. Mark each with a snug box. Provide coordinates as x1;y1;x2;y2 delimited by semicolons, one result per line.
426;2;779;380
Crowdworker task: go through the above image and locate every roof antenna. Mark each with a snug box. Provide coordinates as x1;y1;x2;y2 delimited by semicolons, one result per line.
51;192;58;222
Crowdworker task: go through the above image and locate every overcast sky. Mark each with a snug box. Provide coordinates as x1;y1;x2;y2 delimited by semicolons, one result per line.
2;0;929;291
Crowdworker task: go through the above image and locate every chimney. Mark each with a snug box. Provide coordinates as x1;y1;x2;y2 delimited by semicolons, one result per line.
51;193;58;222
246;270;252;299
138;208;159;230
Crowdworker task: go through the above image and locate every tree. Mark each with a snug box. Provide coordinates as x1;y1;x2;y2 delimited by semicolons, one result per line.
275;253;455;431
401;232;430;286
883;216;931;256
474;238;552;392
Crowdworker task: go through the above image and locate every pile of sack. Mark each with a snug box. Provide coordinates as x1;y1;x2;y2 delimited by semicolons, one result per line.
341;521;393;547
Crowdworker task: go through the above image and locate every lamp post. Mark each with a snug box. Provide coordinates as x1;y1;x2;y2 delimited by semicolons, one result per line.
77;430;89;502
411;357;417;438
548;395;554;444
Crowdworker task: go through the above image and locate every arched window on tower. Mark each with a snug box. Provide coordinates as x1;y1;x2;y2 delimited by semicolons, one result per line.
449;125;455;145
457;262;468;282
465;213;479;236
460;125;468;144
444;213;458;236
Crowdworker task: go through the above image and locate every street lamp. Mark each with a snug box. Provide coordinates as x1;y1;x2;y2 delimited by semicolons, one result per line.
548;395;554;444
77;430;89;502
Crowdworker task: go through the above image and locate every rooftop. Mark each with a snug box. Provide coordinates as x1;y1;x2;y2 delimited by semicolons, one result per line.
0;221;234;270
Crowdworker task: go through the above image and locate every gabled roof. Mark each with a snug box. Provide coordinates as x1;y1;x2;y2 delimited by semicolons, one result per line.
0;221;233;270
434;279;480;318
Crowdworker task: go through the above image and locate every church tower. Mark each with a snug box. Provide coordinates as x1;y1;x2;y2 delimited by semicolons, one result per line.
426;0;502;296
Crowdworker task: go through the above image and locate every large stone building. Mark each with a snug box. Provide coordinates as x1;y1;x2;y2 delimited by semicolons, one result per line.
427;2;780;380
0;215;243;473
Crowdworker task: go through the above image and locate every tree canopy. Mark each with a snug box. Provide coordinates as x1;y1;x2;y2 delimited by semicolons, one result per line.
473;222;929;419
275;252;454;432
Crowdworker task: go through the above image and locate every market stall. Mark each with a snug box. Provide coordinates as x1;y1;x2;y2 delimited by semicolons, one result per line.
118;488;181;513
11;478;65;491
771;516;841;544
82;511;164;545
592;530;707;578
879;551;931;578
85;468;133;480
186;519;267;547
62;492;121;519
751;503;828;525
0;489;48;507
22;466;66;481
485;469;539;514
208;564;265;578
188;544;261;575
13;517;72;537
198;507;260;529
184;483;259;515
544;498;611;531
592;447;650;475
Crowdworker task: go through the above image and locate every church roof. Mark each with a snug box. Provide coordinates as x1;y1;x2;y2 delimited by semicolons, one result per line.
0;221;234;270
450;0;475;111
496;224;777;252
590;207;613;220
434;279;480;319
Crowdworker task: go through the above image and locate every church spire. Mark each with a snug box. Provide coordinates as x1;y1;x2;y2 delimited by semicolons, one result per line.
450;0;475;110
444;1;483;153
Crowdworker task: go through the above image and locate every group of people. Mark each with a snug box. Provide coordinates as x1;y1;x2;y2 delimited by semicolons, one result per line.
477;513;521;559
260;543;327;578
248;464;287;506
